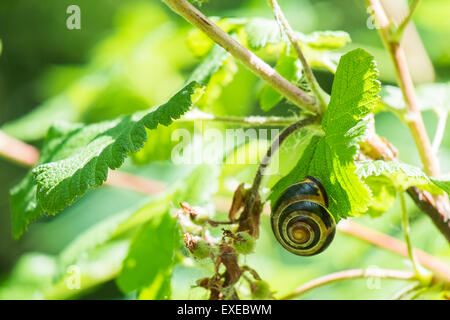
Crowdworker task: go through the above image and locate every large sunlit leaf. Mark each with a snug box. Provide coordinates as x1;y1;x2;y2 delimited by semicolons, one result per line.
270;49;380;220
10;82;199;238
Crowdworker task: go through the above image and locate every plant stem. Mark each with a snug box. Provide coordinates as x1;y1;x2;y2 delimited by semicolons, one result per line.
164;0;450;242
392;0;421;42
180;109;298;126
431;111;447;155
280;268;418;300
0;130;39;167
392;282;421;300
369;0;439;176
368;0;438;177
0;130;166;195
163;0;320;115
399;191;421;276
368;0;449;225
2;129;449;281
267;0;328;113
338;219;450;282
244;116;318;217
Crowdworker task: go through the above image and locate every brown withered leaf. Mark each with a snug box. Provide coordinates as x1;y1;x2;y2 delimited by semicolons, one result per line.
228;183;247;221
217;243;242;286
236;193;262;238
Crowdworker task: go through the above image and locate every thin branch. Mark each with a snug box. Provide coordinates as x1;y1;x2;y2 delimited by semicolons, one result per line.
0;130;166;195
280;268;418;300
107;171;167;195
163;0;321;115
0;130;39;167
392;0;421;42
243;116;318;217
163;0;450;240
2;129;449;282
407;187;450;243
368;0;450;235
369;0;438;177
180;109;298;126
267;0;328;112
399;191;421;275
338;220;450;282
212;195;450;282
362;126;450;242
392;282;421;300
431;111;447;155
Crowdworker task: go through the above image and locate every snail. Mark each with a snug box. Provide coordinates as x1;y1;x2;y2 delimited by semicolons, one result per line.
271;176;336;256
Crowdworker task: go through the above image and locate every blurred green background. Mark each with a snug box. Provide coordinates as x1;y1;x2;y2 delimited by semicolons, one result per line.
0;0;449;299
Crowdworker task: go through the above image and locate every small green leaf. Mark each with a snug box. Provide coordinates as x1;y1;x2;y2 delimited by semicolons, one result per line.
260;53;299;111
363;176;397;217
58;163;218;273
430;176;450;194
10;82;199;239
116;212;178;295
356;160;443;194
245;18;283;50
270;49;380;220
137;270;173;300
381;82;450;113
59;193;173;270
298;31;351;50
187;45;230;85
355;160;445;216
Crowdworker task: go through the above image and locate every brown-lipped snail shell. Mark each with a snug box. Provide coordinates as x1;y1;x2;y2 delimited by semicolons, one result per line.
271;176;336;256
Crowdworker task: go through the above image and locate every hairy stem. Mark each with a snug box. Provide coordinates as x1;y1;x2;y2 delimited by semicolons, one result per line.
163;0;320;115
267;0;328;112
280;268;419;300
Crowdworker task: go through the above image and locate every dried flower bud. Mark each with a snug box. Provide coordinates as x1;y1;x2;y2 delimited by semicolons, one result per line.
179;202;210;225
178;212;203;235
184;233;212;259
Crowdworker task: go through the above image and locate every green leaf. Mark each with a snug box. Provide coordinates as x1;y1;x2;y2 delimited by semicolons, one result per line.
10;82;199;239
260;53;299;111
297;31;351;50
186;18;245;57
355;160;445;216
270;49;380;220
362;176;397;217
137;270;173;300
245;18;283;50
187;45;230;85
116;212;178;295
356;160;443;194
59;163;218;270
430;176;450;194
133;46;232;165
59;193;173;270
381;82;450;113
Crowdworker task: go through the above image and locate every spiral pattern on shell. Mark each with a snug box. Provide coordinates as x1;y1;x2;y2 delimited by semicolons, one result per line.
271;176;336;256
